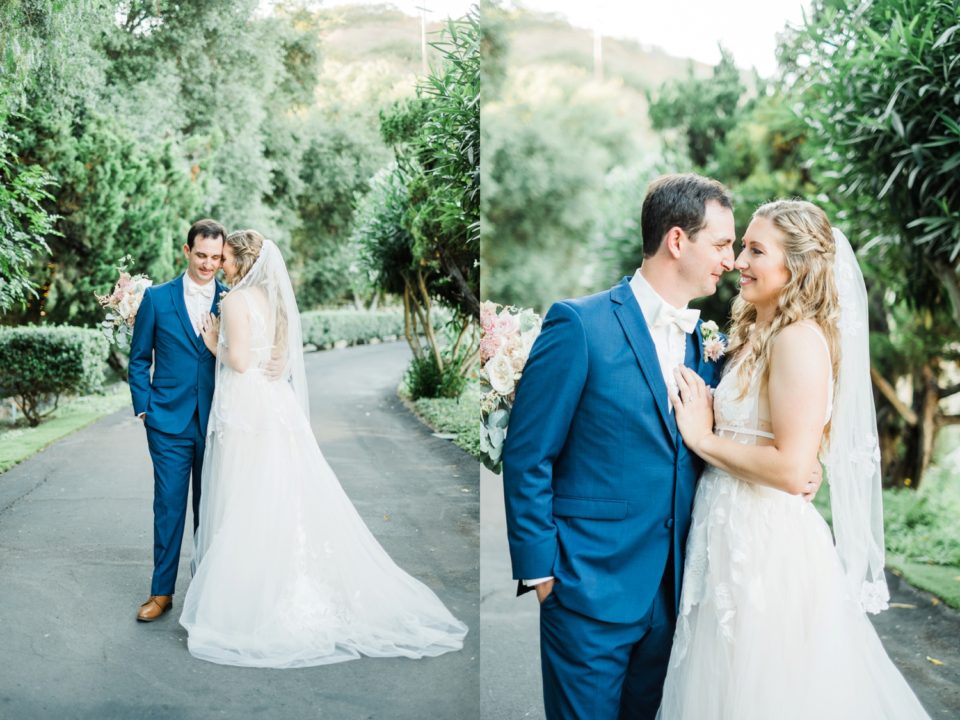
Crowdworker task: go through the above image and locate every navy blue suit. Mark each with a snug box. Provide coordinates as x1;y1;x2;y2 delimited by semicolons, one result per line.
128;273;227;596
502;278;723;720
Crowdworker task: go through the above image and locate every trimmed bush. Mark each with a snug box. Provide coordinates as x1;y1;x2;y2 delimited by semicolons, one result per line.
0;325;109;426
299;310;405;350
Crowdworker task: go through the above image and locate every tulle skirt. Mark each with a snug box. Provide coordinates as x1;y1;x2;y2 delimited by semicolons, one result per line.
179;370;467;668
658;468;930;720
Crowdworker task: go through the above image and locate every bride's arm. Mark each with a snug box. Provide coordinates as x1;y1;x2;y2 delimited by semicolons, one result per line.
219;292;253;373
672;323;829;496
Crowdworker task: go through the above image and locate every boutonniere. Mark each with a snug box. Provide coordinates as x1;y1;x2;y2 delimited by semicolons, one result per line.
700;320;727;362
217;290;229;313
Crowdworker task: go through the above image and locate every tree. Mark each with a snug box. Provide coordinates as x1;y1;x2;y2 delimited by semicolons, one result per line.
0;130;57;313
648;48;748;169
406;8;480;319
482;71;639;312
789;0;960;485
355;11;481;397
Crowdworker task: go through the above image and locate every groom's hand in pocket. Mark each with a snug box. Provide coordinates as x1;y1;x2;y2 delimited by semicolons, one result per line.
535;578;555;604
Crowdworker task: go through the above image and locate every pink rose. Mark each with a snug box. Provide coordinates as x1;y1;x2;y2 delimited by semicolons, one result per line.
480;334;502;364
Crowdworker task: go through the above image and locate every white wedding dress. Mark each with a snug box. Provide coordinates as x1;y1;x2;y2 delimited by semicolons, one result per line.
658;324;930;719
179;241;467;668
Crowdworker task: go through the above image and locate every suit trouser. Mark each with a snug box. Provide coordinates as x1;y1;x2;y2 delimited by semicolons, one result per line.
540;562;676;720
145;412;204;596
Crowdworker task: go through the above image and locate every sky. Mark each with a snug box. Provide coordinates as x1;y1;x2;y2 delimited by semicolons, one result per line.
508;0;812;77
257;1;810;77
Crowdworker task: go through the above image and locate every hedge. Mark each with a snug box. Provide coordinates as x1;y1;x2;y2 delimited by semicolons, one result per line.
0;325;109;426
299;309;405;349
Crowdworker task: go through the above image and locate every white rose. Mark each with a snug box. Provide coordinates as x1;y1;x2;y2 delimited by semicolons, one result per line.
486;350;516;396
117;294;134;319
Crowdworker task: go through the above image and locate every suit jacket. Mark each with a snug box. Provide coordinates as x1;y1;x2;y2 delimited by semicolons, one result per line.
128;273;228;437
502;278;724;624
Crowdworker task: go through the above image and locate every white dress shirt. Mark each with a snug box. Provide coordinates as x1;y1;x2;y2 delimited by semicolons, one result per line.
183;274;215;336
629;269;698;403
523;271;698;589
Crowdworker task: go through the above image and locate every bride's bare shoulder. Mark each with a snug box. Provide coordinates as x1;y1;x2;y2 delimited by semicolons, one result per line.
769;322;830;381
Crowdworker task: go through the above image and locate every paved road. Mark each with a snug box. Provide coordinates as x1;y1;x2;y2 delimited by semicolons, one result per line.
480;467;960;720
0;342;479;720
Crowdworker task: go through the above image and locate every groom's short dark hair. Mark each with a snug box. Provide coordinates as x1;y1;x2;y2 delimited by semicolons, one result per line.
187;219;226;249
641;174;732;257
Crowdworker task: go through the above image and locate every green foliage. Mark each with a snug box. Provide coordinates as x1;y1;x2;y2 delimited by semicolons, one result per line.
783;0;960;485
282;112;389;307
299;309;404;349
375;9;480;319
792;0;960;315
648;48;749;168
353;166;415;297
9;112;199;326
884;482;960;566
479;0;509;102
482;74;640;311
404;352;469;400
0;129;56;312
0;325;109;426
413;387;481;458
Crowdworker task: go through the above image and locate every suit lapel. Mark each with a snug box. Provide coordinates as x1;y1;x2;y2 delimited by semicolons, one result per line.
611;279;676;446
210;280;228;317
689;320;704;374
171;274;203;351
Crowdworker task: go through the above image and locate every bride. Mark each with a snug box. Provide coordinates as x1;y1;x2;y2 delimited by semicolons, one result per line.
178;229;467;668
660;201;929;718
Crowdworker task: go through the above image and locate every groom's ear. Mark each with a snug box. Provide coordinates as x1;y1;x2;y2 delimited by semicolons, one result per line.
664;227;684;259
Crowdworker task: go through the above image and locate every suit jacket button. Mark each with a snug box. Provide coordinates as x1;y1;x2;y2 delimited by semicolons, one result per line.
664;518;674;529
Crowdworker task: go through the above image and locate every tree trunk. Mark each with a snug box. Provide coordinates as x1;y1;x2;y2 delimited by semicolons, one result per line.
909;362;941;489
929;257;960;331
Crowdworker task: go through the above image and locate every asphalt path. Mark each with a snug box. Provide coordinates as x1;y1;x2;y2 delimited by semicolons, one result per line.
480;467;960;720
0;342;479;720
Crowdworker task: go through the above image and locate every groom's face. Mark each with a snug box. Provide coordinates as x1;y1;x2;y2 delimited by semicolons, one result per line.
678;200;736;299
182;235;224;285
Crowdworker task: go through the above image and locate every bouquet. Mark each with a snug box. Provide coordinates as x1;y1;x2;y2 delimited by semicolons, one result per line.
479;301;542;473
96;257;152;350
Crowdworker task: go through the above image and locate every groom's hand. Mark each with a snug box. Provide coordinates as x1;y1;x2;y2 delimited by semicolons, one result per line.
263;353;284;382
801;462;824;502
534;578;555;604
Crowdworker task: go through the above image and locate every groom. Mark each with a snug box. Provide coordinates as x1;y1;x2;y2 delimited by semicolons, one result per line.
128;219;229;622
502;174;736;719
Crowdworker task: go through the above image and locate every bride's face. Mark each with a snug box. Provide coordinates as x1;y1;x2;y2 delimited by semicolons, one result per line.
735;216;791;310
222;243;239;283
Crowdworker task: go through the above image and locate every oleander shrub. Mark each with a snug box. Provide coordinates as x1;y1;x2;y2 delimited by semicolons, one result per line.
299;309;405;349
0;325;109;426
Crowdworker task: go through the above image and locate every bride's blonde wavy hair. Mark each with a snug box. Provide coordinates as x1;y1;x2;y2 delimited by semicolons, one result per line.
225;229;288;355
727;200;841;433
225;229;263;283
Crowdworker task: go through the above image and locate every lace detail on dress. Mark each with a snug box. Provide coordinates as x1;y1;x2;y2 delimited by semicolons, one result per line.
672;344;825;666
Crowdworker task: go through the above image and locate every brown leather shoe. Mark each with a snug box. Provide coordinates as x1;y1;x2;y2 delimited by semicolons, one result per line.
136;595;173;622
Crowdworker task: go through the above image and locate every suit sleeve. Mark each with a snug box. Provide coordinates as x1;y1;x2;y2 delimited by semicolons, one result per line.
128;287;156;416
501;300;589;580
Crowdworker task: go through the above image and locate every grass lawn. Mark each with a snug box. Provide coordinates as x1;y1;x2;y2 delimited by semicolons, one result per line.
0;384;131;474
401;384;479;460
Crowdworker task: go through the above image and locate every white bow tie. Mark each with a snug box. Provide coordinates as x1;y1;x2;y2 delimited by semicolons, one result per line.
653;304;700;334
186;280;214;299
